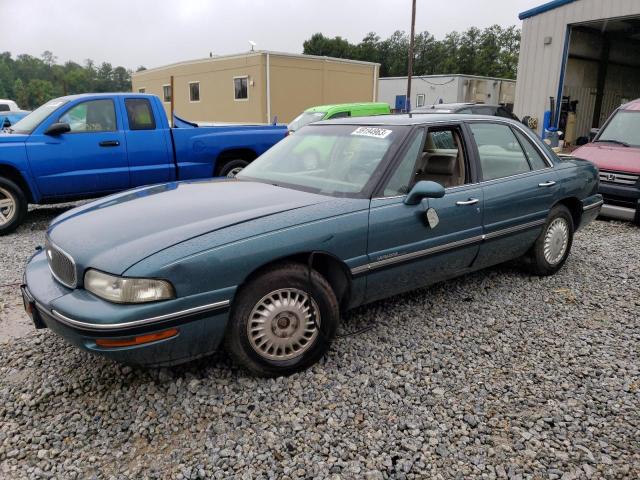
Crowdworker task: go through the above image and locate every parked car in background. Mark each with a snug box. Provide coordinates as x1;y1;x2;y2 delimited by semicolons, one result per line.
0;110;30;129
288;102;390;132
0;99;21;112
412;102;519;121
572;99;640;225
0;93;287;234
22;114;602;376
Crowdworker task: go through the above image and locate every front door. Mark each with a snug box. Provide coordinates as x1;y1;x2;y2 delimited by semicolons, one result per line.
26;98;129;198
364;125;483;302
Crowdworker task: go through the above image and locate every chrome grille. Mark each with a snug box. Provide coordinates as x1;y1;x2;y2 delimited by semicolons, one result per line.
45;238;77;288
599;170;639;186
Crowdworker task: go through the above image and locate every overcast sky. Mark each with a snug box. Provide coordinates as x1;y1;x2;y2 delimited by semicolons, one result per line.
3;0;542;69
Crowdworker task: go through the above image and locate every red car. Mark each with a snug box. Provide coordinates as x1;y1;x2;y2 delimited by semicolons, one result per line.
573;99;640;225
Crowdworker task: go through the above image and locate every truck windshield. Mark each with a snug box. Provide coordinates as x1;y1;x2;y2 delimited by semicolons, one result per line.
596;110;640;147
237;124;405;197
10;99;69;134
288;111;326;132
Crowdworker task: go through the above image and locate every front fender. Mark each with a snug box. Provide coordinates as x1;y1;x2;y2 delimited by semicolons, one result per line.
0;138;41;202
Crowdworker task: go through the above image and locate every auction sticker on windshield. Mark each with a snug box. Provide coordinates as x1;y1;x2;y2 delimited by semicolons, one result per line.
351;127;392;139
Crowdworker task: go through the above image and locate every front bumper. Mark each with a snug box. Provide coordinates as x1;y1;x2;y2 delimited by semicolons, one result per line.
598;182;640;223
23;250;234;367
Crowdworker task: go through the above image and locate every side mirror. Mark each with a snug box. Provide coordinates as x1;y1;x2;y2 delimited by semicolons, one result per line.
404;180;445;205
44;122;71;136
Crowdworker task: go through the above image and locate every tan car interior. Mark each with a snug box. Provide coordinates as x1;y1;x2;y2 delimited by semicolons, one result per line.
414;129;466;188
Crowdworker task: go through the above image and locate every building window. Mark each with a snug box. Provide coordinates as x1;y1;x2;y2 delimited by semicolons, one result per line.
234;76;248;100
162;85;172;103
138;88;146;93
189;82;200;102
416;93;425;108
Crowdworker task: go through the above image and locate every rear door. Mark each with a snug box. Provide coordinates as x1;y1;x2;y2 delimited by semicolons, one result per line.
26;98;129;197
122;97;174;187
467;121;559;268
364;124;483;302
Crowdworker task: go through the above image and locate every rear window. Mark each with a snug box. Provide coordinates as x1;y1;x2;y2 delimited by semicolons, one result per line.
125;99;156;131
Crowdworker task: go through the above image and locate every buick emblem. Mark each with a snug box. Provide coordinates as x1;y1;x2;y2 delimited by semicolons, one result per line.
607;173;616;181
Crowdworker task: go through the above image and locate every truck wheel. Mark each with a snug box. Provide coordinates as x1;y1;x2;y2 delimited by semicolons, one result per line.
224;262;339;377
525;205;574;276
0;177;27;236
218;159;249;177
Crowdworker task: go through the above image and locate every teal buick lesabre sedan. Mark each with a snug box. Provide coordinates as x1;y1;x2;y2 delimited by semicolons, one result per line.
22;115;603;376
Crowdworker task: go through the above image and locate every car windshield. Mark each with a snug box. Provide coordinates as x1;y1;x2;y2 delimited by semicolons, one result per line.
596;110;640;147
288;111;326;132
237;124;405;197
10;99;68;134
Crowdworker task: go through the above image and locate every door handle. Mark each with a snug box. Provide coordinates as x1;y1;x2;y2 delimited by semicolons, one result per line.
456;198;479;206
538;181;556;187
99;140;120;147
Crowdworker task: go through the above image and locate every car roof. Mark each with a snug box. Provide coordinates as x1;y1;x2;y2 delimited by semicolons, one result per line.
314;113;509;126
305;102;390;113
54;92;157;102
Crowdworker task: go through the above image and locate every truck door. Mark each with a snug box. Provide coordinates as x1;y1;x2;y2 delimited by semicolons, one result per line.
26;98;129;198
122;97;174;187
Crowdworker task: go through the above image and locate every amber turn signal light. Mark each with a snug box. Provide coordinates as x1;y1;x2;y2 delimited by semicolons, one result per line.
95;328;178;348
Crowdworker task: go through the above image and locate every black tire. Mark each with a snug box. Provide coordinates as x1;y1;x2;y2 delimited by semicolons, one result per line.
225;262;339;377
525;204;574;276
217;159;249;177
0;177;27;236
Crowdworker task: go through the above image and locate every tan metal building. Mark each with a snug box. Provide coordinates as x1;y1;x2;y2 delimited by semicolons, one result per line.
132;51;380;124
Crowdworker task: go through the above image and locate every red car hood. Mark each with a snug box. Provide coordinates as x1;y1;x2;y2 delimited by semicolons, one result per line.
572;143;640;174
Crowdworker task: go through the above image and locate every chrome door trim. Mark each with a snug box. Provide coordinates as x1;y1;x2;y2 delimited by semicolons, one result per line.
483;218;546;240
48;300;231;332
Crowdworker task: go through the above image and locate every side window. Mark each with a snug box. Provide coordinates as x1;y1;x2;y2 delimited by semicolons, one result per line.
457;108;472;114
497;107;513;118
472;106;495;116
59;100;116;132
416;128;467;188
383;129;425;196
125;99;156;131
234;76;248;100
326;111;350;120
469;123;532;181
513;128;549;170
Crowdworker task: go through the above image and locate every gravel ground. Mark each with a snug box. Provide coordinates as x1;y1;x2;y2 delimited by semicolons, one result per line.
0;208;638;479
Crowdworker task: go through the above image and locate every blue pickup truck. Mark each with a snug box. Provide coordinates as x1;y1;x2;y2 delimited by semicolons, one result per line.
0;93;287;234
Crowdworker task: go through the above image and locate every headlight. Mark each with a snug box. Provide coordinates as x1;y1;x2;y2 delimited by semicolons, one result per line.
84;269;175;304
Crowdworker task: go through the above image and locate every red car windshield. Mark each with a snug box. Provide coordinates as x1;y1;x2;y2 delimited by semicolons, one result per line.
596;110;640;147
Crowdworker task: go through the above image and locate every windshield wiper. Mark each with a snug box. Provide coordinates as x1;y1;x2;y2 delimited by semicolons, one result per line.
594;138;630;147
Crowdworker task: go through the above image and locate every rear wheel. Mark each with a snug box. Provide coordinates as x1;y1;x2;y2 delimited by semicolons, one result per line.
224;262;339;377
525;205;574;276
218;159;249;177
0;177;27;236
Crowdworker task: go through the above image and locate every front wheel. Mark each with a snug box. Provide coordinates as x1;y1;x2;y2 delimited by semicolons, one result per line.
0;177;27;236
224;262;339;377
525;205;574;276
218;159;249;178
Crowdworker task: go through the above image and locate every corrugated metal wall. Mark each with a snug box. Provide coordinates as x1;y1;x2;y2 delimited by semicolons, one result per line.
514;0;640;133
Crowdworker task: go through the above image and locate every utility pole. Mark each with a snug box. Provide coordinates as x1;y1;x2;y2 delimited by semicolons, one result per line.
406;0;417;113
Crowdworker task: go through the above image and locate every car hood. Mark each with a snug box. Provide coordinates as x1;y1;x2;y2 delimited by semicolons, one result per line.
572;143;640;174
48;179;333;275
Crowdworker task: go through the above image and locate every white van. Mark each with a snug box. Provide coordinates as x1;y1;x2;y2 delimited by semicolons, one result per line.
0;99;20;112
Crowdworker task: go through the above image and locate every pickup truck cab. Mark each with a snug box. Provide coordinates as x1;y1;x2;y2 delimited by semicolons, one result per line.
0;93;287;234
573;99;640;224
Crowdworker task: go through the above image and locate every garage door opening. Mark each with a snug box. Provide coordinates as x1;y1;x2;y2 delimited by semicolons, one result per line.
559;16;640;145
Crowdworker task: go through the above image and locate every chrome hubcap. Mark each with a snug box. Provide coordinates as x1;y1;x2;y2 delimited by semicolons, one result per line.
226;167;244;178
247;288;320;361
543;217;569;265
0;187;16;226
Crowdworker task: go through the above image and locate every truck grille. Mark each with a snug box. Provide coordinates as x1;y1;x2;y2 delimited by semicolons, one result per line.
599;170;639;186
45;239;77;288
